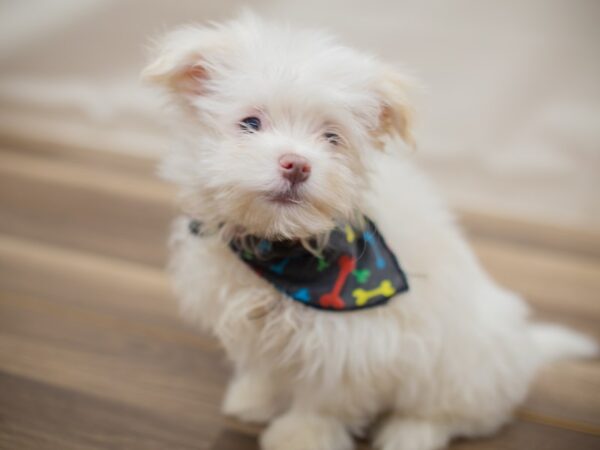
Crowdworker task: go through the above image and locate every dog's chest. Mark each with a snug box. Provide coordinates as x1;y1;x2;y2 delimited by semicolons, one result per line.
176;222;422;380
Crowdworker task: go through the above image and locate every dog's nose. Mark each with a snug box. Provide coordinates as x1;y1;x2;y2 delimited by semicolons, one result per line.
279;153;311;184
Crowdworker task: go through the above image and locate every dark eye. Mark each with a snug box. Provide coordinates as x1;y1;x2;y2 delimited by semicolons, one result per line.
324;132;341;145
240;116;261;132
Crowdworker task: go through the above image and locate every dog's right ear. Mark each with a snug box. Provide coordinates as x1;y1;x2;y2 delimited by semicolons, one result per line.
141;25;229;98
371;65;417;149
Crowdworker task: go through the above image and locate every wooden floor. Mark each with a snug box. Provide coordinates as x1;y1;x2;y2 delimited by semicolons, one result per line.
0;141;599;450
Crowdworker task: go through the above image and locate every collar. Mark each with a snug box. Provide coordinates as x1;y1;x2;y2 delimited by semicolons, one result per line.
189;217;409;312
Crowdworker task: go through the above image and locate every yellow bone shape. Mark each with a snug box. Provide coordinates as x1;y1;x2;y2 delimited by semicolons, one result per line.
344;224;356;243
352;279;396;306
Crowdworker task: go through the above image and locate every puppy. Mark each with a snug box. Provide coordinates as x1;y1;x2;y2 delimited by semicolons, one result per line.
142;13;596;450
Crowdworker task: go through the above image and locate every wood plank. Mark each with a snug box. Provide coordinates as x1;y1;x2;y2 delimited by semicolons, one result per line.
472;236;600;334
525;362;600;430
0;371;212;450
0;291;227;426
0;138;158;179
451;420;599;449
0;150;174;267
209;429;260;450
0;151;171;204
472;237;600;429
461;210;600;259
0;125;161;178
0;234;181;330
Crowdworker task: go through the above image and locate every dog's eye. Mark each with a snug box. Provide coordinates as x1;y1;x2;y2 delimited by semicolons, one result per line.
240;116;261;132
324;132;340;146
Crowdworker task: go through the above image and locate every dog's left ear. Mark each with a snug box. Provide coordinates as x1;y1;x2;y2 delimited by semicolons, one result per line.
141;25;229;100
373;66;416;148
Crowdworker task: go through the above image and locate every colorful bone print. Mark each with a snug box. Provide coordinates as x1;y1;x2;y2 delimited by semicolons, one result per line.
352;268;371;284
316;257;329;272
344;224;356;243
270;258;290;275
363;230;386;269
291;288;311;302
257;240;272;254
319;255;356;309
352;279;396;306
215;215;409;312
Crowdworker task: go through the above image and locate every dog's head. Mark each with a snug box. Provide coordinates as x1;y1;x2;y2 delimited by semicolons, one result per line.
143;14;414;239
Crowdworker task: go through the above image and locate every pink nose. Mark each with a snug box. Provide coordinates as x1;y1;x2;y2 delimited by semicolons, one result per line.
279;153;311;184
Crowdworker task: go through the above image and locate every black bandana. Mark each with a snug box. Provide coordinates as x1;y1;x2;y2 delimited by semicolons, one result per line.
189;217;409;312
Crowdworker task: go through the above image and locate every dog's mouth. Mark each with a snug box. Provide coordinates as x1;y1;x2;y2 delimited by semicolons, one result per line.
267;188;303;205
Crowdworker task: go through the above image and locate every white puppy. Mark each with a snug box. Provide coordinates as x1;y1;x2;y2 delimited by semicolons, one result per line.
143;14;596;450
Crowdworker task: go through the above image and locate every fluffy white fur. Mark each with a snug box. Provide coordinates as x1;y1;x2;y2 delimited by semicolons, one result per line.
143;14;597;450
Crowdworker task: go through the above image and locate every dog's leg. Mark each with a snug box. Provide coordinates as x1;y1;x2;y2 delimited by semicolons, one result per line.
222;369;282;424
374;412;511;450
374;417;452;450
261;411;354;450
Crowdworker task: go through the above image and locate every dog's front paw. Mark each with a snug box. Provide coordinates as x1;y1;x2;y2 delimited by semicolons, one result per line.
222;373;279;424
374;417;450;450
261;413;353;450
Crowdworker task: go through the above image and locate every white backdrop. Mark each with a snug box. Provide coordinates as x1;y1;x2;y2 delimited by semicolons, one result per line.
1;0;598;229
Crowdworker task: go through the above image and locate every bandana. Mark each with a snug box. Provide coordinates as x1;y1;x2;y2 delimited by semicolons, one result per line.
189;217;409;312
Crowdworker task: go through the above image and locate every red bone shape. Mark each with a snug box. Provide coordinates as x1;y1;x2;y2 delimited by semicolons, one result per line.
319;255;356;309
